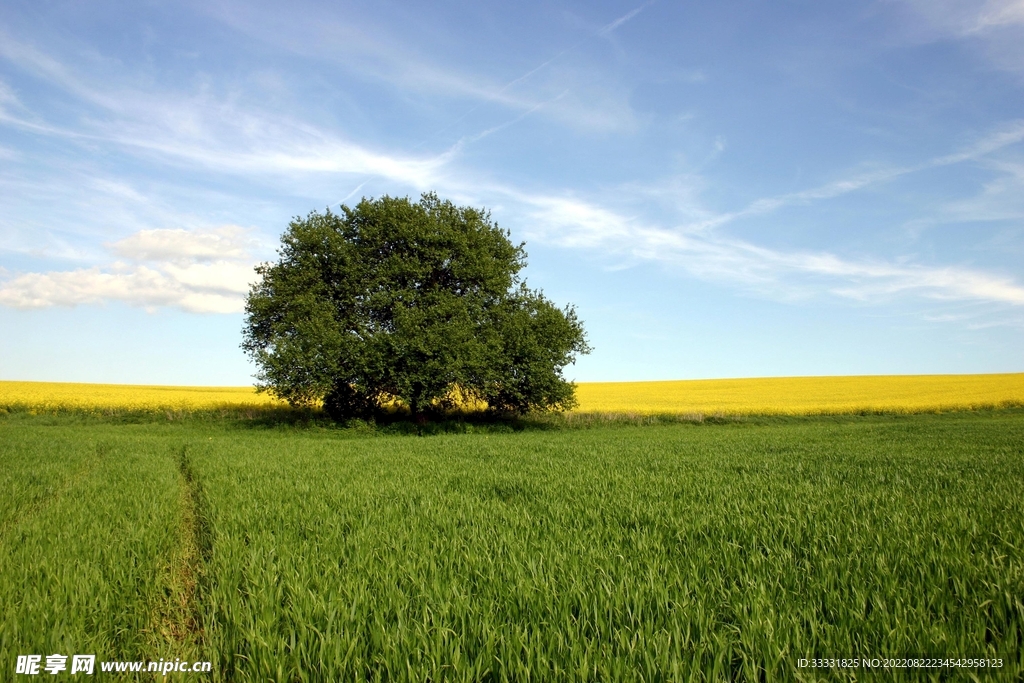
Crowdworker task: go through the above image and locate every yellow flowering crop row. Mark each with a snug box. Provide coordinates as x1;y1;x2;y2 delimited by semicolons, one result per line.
574;373;1024;416
0;381;283;413
2;373;1022;416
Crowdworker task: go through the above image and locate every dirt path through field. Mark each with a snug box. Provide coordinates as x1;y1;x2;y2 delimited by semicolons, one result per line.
151;445;212;666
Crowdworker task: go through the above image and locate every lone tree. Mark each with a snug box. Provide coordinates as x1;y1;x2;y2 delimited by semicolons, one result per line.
242;193;590;419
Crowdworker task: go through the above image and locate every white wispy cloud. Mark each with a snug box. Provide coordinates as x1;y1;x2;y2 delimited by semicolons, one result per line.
200;0;642;134
974;0;1024;30
0;78;23;109
109;225;255;263
0;33;123;111
935;159;1024;224
534;117;1024;296
951;0;1024;33
0;33;456;190
0;266;246;314
0;101;452;190
893;0;1024;72
684;119;1024;233
0;164;276;265
597;1;656;36
893;0;1024;35
496;186;1024;306
0;226;258;313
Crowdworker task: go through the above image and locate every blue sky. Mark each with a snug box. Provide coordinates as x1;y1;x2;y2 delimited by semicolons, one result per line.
1;0;1023;385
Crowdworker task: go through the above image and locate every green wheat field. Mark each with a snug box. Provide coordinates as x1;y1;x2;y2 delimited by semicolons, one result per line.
2;409;1022;681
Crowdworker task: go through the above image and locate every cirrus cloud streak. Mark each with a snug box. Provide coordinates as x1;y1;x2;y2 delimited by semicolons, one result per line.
512;191;1024;306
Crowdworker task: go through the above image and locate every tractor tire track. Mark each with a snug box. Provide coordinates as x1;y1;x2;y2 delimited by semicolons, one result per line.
153;445;213;664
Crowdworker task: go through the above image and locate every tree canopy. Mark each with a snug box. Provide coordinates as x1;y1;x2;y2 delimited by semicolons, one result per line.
242;193;590;418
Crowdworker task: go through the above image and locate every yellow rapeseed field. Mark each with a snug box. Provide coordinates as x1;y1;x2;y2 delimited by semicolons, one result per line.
0;381;282;413
574;373;1024;416
1;373;1022;416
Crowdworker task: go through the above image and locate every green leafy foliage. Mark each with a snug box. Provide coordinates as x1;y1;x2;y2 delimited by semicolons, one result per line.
242;193;590;417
